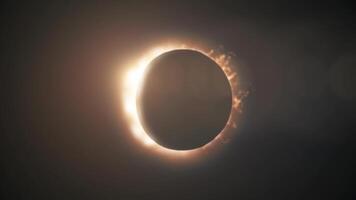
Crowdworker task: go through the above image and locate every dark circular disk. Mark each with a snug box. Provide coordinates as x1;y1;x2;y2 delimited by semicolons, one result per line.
137;49;232;150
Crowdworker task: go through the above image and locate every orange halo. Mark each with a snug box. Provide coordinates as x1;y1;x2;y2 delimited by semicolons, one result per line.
121;42;243;160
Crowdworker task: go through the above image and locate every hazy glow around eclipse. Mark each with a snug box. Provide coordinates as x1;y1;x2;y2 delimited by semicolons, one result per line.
121;42;244;160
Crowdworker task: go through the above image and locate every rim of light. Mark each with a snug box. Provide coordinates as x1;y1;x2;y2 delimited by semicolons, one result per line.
121;43;242;159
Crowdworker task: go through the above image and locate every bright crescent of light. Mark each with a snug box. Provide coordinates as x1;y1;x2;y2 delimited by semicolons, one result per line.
121;42;244;160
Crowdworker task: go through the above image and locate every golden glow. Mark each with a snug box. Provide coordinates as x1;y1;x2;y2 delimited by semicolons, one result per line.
121;42;245;160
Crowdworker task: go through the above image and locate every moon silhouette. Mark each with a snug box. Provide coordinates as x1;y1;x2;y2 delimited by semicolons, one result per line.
137;50;232;150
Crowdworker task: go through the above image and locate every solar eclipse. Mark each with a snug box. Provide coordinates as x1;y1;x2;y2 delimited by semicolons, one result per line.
122;43;244;159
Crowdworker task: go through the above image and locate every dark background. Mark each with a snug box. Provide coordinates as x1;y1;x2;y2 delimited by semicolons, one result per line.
1;1;355;199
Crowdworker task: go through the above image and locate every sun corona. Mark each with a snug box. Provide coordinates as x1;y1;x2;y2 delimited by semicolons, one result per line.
121;42;243;160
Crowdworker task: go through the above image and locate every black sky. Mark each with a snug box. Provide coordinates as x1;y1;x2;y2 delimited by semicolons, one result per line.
1;1;356;199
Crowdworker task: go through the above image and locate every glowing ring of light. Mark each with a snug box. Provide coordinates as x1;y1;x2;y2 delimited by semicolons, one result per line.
122;43;243;160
